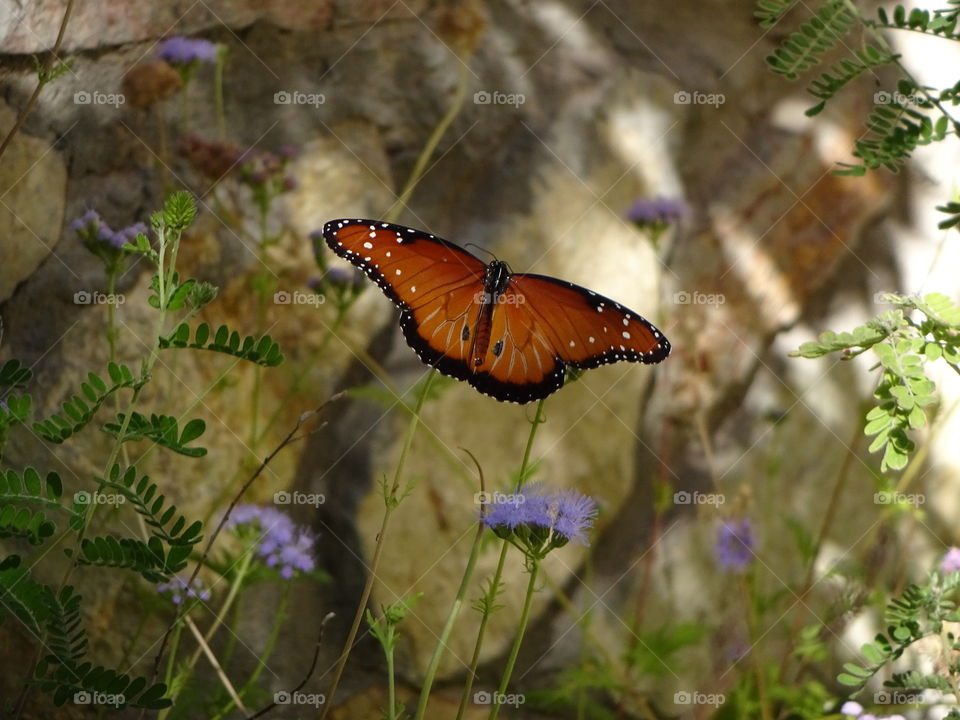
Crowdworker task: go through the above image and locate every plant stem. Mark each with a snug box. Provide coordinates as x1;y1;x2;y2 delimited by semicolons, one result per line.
456;399;545;720
319;369;436;718
487;560;540;720
414;522;486;719
0;0;75;164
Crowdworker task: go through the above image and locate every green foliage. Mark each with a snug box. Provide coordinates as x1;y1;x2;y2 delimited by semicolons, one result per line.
68;534;190;583
838;572;960;703
937;200;960;229
102;412;207;457
32;363;140;443
99;464;203;546
0;358;32;388
792;293;960;471
0;468;76;545
0;561;53;636
765;1;855;80
759;0;960;176
159;321;284;367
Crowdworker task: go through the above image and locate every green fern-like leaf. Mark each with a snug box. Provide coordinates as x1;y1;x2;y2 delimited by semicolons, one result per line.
767;1;854;80
100;465;203;546
805;44;898;115
755;0;799;29
850;100;949;172
102;412;207;457
69;534;189;582
0;468;73;545
0;358;32;388
0;394;32;428
33;363;140;443
159;321;284;367
877;4;960;38
0;562;53;635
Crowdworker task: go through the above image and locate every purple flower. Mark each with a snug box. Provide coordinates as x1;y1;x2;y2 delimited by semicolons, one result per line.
841;701;863;717
481;483;598;554
71;210;143;252
941;546;960;573
158;36;218;65
226;505;316;579
626;196;686;226
716;518;754;571
70;208;101;233
157;576;210;606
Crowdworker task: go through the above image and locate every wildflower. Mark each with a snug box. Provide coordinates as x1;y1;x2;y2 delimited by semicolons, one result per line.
716;518;754;571
226;505;316;579
626;196;686;226
941;546;960;573
157;36;218;65
481;482;598;557
122;60;182;107
841;701;863;717
71;209;144;266
157;576;210;605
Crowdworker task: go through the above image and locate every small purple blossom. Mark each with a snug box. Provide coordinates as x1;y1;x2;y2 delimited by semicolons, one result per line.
158;36;218;65
71;210;144;252
716;518;754;571
226;505;316;579
626;196;686;226
70;208;101;233
481;482;598;553
941;546;960;573
157;576;210;606
841;701;864;717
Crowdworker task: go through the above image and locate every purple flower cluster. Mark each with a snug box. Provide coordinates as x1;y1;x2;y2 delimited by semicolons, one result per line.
70;209;146;250
840;701;904;720
158;36;218;65
626;196;686;226
941;546;960;572
226;505;316;579
481;482;598;554
157;576;211;606
716;518;754;571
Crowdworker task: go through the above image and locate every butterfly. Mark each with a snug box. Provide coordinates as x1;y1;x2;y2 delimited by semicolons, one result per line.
323;219;671;404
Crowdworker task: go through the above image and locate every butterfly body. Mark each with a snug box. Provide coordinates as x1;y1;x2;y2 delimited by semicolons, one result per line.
323;219;670;404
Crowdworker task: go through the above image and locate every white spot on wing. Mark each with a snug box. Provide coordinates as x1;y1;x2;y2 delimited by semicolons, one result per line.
364;241;373;248
395;269;402;275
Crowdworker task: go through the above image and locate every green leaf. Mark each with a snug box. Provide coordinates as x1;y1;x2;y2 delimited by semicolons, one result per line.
159;322;284;367
0;359;32;388
101;412;208;457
